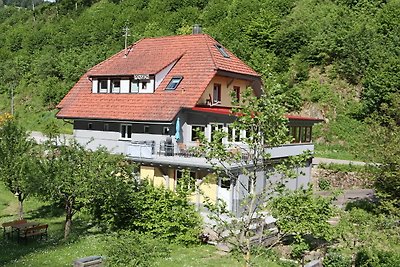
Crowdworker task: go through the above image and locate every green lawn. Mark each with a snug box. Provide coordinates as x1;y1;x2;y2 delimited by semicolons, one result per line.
0;183;285;267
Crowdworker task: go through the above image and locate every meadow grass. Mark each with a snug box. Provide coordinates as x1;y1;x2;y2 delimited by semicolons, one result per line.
0;183;285;267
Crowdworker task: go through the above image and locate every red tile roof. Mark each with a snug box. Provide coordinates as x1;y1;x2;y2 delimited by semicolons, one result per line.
57;34;260;121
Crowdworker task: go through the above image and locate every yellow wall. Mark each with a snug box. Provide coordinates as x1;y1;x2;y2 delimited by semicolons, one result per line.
197;76;252;106
140;166;218;205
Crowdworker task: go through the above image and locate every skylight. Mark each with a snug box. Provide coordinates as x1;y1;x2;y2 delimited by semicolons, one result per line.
166;76;183;90
215;44;230;58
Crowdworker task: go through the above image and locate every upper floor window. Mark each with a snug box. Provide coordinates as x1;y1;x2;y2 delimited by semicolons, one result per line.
215;44;230;58
166;76;183;90
130;79;139;93
121;124;132;139
233;86;240;102
191;125;205;141
98;79;108;93
213;83;221;103
111;79;121;93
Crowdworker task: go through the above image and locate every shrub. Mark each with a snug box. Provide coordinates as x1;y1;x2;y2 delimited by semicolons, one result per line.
323;252;351;267
131;181;202;245
355;249;400;267
105;231;170;267
319;177;332;191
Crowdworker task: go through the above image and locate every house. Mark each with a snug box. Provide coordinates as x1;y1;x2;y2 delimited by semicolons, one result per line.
56;29;322;215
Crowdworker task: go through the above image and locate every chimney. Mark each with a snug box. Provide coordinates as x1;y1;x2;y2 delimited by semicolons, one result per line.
192;24;202;34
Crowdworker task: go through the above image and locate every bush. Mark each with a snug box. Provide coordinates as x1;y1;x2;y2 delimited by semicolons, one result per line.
105;231;170;267
355;249;400;267
323;252;351;267
319;177;332;191
131;181;202;245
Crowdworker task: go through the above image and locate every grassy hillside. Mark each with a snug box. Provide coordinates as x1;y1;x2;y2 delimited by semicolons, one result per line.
0;0;398;159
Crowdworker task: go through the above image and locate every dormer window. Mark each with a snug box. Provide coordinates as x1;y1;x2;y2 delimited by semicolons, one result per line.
130;79;139;93
215;44;230;58
142;81;148;90
98;79;108;93
166;76;183;90
111;79;121;93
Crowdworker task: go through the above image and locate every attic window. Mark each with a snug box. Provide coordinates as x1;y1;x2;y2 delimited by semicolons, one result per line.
215;44;230;58
166;76;183;90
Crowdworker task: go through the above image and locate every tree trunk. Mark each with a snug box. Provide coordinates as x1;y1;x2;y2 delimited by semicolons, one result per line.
64;197;74;239
17;192;24;220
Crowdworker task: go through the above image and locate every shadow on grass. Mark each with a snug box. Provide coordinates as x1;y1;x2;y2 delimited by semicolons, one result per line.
0;213;97;266
345;198;377;213
28;203;65;219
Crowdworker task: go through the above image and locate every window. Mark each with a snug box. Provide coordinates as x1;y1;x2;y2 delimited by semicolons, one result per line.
88;123;93;130
121;124;132;139
211;124;224;142
163;127;170;135
130;79;139;93
305;127;312;142
144;125;150;134
233;86;240;102
227;124;240;142
141;81;147;90
176;170;196;191
289;126;312;143
98;79;108;93
191;125;205;141
215;44;230;58
166;76;183;90
213;83;221;103
103;123;109;131
111;79;121;93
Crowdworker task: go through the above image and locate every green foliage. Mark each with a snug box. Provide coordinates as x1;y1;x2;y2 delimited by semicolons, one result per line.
355;249;400;267
323;251;351;267
270;188;335;243
105;231;170;267
0;117;39;218
318;177;331;191
131;181;201;245
87;178;201;245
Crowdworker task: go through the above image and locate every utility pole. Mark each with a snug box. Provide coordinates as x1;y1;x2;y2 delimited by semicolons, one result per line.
123;23;130;58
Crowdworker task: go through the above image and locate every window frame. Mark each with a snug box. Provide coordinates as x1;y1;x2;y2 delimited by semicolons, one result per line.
215;44;230;58
213;83;221;104
130;79;139;93
98;79;108;93
191;125;206;142
111;79;121;93
120;124;132;139
233;86;240;102
166;76;183;90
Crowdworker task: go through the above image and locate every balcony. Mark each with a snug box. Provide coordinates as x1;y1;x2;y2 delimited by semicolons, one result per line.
125;140;314;168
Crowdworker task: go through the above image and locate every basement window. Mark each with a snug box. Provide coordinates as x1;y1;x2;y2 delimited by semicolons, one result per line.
166;76;183;90
215;44;230;58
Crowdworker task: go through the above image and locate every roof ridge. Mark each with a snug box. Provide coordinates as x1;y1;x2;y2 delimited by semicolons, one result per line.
203;34;218;71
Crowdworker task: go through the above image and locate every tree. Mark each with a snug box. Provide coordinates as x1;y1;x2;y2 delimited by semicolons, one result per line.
0;115;38;219
198;88;312;266
39;140;134;239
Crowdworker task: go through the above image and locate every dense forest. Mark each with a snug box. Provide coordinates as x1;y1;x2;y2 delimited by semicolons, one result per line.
0;0;399;159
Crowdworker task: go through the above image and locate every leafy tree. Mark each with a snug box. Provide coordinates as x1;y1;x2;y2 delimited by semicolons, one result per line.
198;88;311;266
0;115;38;219
39;140;134;238
270;187;335;257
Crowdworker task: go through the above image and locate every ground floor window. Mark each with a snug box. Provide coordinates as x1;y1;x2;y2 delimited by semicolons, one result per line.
289;126;312;143
176;170;196;192
120;124;132;139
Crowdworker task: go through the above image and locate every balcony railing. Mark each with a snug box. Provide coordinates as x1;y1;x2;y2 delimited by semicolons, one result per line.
126;140;314;160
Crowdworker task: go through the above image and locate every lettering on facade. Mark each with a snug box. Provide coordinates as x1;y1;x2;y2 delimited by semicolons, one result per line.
134;74;150;80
